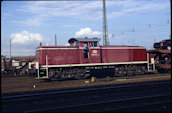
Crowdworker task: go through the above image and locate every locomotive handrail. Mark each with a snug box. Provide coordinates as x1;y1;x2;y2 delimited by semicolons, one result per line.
147;53;150;71
39;61;148;68
37;62;40;78
46;54;49;78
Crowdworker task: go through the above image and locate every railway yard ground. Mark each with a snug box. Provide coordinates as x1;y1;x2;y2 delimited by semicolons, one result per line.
1;72;171;95
1;72;171;112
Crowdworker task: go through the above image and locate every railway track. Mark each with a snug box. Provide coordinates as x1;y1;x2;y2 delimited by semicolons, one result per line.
40;94;170;112
2;72;170;95
2;80;170;112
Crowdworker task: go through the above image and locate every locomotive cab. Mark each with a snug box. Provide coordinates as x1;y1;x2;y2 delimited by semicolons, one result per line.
68;37;101;63
68;37;100;48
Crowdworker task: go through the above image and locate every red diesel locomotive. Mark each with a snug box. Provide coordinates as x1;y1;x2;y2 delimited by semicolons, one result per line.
31;37;154;80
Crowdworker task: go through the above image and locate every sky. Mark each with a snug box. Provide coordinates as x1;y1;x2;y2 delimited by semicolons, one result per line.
1;0;171;57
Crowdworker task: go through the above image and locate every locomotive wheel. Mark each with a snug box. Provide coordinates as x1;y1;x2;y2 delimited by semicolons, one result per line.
127;65;134;76
48;71;62;80
134;65;145;75
139;66;146;75
135;67;141;75
157;68;163;73
49;71;56;78
74;68;86;79
157;67;168;73
61;69;75;79
114;66;126;76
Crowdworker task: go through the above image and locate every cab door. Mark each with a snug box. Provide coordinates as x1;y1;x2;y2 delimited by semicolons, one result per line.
83;42;91;63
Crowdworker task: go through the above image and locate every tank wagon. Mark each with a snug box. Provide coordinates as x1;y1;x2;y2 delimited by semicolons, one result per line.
30;37;155;80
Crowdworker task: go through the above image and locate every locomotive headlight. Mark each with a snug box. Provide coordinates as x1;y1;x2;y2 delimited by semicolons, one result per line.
165;57;168;61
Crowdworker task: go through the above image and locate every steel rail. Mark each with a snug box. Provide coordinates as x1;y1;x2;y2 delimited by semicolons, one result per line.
24;94;170;112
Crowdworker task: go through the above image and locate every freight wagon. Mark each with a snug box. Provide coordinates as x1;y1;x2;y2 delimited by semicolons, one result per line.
147;49;171;73
29;37;155;80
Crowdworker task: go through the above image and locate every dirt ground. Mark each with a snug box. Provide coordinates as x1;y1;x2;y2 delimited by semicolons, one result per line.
1;73;171;95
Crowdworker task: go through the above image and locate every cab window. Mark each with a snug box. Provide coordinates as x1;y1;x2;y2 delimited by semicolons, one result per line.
94;42;98;47
70;42;74;46
89;42;93;47
76;41;79;46
84;43;87;49
89;42;98;47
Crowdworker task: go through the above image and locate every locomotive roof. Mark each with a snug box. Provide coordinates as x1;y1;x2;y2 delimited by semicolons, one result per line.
68;37;100;43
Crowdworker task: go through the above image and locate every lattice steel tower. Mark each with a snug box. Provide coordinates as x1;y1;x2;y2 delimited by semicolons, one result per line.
103;0;108;45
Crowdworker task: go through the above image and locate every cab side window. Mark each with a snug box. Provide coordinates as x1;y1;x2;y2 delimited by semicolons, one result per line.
89;42;98;47
70;42;74;46
84;43;87;49
94;42;98;47
76;41;79;46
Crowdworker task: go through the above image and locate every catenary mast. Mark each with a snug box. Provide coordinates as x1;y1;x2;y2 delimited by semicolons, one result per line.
103;0;109;45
